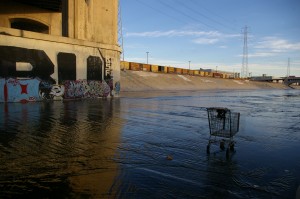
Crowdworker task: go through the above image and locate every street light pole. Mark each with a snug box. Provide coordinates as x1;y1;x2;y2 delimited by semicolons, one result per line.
189;61;191;70
146;52;149;64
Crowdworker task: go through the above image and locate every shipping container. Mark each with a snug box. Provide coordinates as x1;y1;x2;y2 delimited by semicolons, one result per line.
194;70;200;75
213;73;222;78
188;70;194;75
151;65;159;72
120;61;130;70
175;68;182;74
168;67;175;73
143;64;151;72
200;71;205;76
182;69;188;74
158;65;165;73
162;66;168;73
129;62;140;71
120;61;125;70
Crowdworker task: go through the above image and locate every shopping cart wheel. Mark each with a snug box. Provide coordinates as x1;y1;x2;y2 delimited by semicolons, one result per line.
220;140;225;150
206;144;210;154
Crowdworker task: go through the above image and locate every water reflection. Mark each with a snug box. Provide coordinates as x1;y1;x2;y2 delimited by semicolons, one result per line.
0;99;121;198
1;90;300;198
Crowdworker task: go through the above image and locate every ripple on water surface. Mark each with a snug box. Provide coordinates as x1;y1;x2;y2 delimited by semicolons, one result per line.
0;90;300;198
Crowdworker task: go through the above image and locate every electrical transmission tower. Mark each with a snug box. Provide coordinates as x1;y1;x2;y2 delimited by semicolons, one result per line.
287;58;290;77
118;0;124;61
241;26;249;78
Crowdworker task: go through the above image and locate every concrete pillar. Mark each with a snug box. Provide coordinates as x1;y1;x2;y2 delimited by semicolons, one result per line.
68;0;75;38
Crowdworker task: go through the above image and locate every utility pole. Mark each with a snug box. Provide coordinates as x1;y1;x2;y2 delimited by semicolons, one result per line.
241;26;249;78
287;58;290;77
146;52;149;64
189;61;191;70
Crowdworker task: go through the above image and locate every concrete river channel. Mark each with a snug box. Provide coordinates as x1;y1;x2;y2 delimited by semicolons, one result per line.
0;89;299;198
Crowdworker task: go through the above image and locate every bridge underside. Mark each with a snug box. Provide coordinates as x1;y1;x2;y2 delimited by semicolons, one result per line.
284;79;300;86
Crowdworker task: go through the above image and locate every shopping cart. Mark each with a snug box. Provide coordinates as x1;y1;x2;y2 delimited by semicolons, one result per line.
206;107;240;157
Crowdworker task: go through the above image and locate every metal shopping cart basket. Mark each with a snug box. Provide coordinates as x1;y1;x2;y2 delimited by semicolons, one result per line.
206;107;240;157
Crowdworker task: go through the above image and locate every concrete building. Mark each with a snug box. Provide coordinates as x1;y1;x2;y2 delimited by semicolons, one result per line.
0;0;121;102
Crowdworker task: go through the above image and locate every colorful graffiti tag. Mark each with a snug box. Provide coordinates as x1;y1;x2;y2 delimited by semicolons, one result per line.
0;78;40;102
115;81;120;96
64;80;110;99
0;45;118;103
0;78;111;103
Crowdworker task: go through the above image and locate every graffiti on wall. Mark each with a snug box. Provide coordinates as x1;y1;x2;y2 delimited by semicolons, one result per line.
0;78;111;102
64;80;110;99
0;45;119;103
115;81;120;95
0;78;40;102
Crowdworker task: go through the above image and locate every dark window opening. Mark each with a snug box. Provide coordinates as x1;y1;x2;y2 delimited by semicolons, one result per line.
87;56;102;81
10;18;49;34
57;52;76;84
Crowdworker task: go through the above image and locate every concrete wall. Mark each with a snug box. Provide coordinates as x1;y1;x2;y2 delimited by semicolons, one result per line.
0;27;120;84
0;0;119;46
0;0;121;101
0;0;62;36
68;0;118;45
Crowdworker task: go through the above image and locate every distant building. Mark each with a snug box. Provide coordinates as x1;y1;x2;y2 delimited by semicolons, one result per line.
0;0;121;101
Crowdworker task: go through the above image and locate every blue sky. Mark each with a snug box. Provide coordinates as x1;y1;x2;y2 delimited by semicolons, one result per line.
119;0;300;77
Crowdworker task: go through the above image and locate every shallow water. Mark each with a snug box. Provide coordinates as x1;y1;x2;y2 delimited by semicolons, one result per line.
0;89;299;198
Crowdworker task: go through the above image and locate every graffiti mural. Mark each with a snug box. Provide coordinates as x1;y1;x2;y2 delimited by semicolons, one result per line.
50;85;65;100
115;81;120;96
0;78;111;103
0;78;40;102
64;80;86;99
0;78;5;102
64;80;110;99
0;45;117;103
39;82;65;101
39;79;55;100
85;81;110;98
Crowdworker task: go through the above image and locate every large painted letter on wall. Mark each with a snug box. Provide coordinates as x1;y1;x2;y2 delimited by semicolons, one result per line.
0;46;54;79
87;56;102;81
57;52;76;84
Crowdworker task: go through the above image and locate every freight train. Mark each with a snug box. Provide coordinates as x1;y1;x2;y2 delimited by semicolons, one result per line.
120;61;240;79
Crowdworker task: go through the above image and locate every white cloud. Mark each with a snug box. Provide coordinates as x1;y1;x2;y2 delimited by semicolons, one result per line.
125;29;240;45
193;38;219;44
255;37;300;52
247;52;278;58
125;30;221;37
245;36;300;58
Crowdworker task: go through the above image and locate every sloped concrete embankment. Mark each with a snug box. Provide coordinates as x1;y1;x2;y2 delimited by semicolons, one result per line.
121;70;289;92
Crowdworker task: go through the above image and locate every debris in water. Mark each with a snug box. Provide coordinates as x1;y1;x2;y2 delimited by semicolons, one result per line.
166;155;173;160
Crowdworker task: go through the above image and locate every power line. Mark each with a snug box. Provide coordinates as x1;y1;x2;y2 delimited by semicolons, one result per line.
131;0;238;35
156;0;215;30
190;0;237;30
134;0;187;25
174;0;236;32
